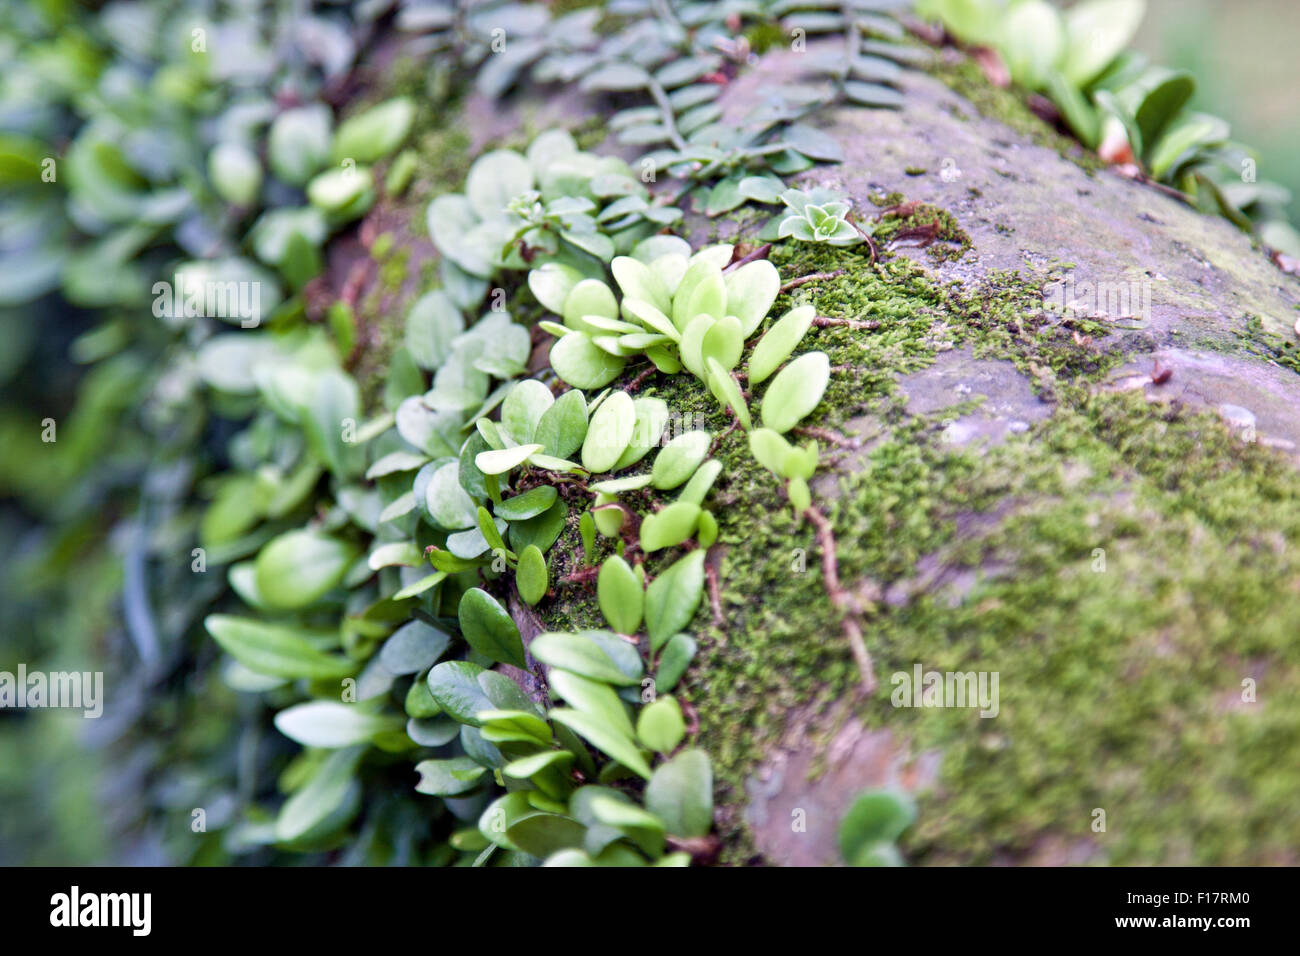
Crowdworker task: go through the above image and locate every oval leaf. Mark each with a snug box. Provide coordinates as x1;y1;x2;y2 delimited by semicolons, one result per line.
458;588;526;668
530;630;643;686
597;555;644;634
759;351;829;433
534;388;588;458
724;259;781;337
274;702;400;749
637;696;686;754
550;332;626;389
639;501;702;552
205;615;357;681
645;550;705;650
516;545;549;606
651;430;711;490
644;748;713;837
581;389;636;473
254;530;358;610
748;304;816;385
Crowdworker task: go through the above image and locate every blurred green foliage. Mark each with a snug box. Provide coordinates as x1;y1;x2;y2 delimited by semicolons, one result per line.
1135;0;1300;229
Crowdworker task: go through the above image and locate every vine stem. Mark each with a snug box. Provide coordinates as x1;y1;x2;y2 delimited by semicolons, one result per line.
647;78;689;152
804;506;876;693
559;564;601;586
793;425;857;447
624;363;660;393
705;556;724;628
781;270;846;292
812;314;879;331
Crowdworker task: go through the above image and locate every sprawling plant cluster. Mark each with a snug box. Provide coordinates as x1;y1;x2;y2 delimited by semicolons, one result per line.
1;0;433;863
426;129;682;288
192;107;858;860
205;363;719;860
916;0;1300;258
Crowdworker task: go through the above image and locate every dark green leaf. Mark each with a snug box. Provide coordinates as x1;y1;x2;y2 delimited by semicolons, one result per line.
645;550;705;651
379;619;451;675
655;633;697;692
534;388;589;459
458;588;526;668
495;485;558;521
505;813;587;858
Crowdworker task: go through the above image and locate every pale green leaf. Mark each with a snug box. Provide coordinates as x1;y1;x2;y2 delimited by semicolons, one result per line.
748;304;816;385
759;351;829;433
581;389;636;473
597;555;643;634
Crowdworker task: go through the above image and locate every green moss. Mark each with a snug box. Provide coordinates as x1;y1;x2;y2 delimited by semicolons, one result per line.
409;125;474;221
745;22;786;55
700;383;1300;864
669;242;956;863
1238;315;1300;378
873;395;1300;865
549;0;605;14
939;268;1127;389
379;247;411;293
569;114;609;153
872;201;973;263
370;232;395;261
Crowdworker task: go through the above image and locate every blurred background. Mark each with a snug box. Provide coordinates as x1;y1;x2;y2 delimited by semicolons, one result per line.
1135;0;1300;230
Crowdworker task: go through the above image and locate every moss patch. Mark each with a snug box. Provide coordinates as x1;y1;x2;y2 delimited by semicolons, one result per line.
871;201;973;263
870;395;1300;865
745;22;787;56
1238;315;1300;378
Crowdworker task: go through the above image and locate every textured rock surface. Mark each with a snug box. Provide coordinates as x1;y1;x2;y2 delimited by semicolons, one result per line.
714;44;1300;345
